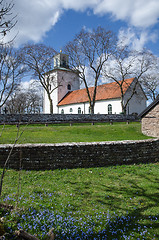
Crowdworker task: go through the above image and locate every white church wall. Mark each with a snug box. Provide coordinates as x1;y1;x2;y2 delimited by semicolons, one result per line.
58;98;122;114
43;71;59;114
58;103;83;114
94;99;122;114
43;88;59;114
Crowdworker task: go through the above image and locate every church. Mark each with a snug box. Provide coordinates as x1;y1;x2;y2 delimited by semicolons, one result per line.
43;52;147;115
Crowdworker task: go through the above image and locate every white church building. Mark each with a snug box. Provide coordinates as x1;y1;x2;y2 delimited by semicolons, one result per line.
43;52;147;115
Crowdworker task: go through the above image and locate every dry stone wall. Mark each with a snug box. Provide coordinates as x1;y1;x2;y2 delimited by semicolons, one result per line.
142;104;159;137
0;139;158;170
0;114;138;125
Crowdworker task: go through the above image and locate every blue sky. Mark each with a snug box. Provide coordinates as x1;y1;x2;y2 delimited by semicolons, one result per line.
5;0;159;57
43;9;159;56
43;9;128;50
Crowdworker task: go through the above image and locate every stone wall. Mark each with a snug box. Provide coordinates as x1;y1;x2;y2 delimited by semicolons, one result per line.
0;139;158;170
0;114;138;125
142;104;159;137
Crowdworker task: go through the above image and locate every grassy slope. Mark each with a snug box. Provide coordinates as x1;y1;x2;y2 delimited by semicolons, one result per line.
2;164;158;217
0;122;152;144
1;163;159;238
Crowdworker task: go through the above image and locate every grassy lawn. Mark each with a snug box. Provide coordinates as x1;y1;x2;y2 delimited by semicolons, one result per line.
0;163;159;239
0;122;153;144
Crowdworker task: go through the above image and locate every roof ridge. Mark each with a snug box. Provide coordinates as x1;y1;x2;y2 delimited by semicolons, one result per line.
73;77;135;92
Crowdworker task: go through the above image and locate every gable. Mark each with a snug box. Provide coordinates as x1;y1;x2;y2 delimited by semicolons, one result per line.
139;96;159;118
58;78;135;106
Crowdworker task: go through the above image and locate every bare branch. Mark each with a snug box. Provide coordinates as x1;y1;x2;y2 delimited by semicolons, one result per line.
102;45;155;114
0;0;17;44
64;27;116;113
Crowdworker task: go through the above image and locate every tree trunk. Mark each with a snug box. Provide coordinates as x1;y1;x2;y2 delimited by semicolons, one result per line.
90;103;94;114
49;98;53;114
121;100;127;115
122;106;127;115
47;92;53;114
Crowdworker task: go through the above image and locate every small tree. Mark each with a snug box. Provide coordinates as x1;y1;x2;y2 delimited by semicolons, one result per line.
20;44;57;114
102;46;155;114
0;122;29;197
5;86;42;114
64;27;116;114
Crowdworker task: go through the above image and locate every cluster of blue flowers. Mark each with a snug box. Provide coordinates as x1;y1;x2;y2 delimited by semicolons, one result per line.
3;206;158;239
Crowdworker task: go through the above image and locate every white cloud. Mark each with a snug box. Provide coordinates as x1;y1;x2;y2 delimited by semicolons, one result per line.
4;0;62;46
60;0;98;11
118;28;158;51
3;0;159;47
94;0;159;28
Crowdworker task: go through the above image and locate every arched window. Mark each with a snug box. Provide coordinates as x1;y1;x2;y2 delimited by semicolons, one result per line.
108;104;112;114
70;108;73;113
55;58;58;66
67;84;71;90
78;107;81;114
61;109;64;114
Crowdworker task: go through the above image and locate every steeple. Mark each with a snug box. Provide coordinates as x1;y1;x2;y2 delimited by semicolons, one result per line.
54;51;69;69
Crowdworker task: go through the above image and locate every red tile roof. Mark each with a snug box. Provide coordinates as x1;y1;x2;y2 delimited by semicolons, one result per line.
58;78;135;106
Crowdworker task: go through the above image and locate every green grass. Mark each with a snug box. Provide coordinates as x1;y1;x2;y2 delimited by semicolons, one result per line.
0;122;152;144
0;163;159;239
0;122;157;238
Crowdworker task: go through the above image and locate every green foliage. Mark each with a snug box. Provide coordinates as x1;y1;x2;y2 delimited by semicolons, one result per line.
0;122;152;144
0;222;5;236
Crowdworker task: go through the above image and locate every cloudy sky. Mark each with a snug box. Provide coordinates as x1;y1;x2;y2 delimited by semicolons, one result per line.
4;0;159;56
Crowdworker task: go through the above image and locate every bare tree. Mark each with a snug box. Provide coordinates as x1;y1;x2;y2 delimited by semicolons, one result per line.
5;91;27;113
26;88;42;113
102;45;155;114
0;0;17;43
20;44;57;114
5;84;42;114
64;27;116;114
0;45;24;111
141;73;159;101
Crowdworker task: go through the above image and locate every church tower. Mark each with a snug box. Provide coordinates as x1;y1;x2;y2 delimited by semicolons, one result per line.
54;51;69;69
43;51;80;114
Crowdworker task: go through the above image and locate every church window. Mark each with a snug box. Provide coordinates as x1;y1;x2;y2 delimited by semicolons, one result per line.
108;104;112;114
70;108;73;113
67;84;71;90
61;109;64;114
62;57;66;67
78;107;81;114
